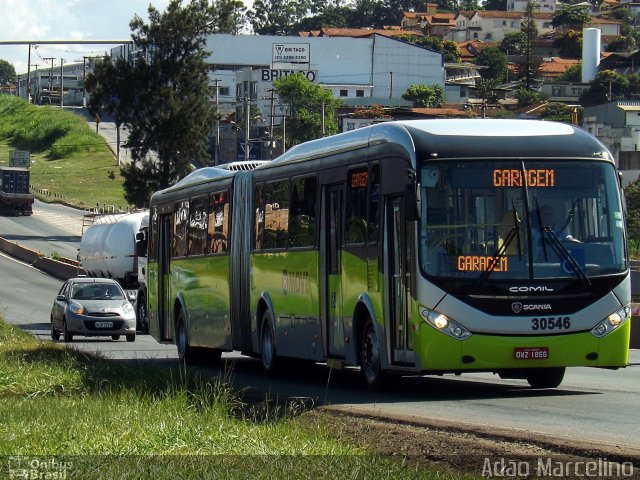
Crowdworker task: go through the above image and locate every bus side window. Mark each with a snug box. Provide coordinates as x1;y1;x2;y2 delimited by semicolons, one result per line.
289;176;317;247
254;184;264;250
188;196;208;256
172;200;189;258
208;192;229;254
264;180;290;249
346;166;368;244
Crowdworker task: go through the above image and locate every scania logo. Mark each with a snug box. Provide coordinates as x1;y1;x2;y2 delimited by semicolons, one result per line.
512;303;552;313
509;286;554;293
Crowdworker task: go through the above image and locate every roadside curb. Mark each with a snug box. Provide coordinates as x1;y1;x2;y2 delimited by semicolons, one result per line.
0;236;83;280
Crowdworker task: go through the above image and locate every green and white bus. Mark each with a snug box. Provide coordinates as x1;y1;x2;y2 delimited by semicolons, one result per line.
147;119;630;389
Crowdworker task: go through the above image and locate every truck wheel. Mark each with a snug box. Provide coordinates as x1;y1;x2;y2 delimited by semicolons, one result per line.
111;335;120;341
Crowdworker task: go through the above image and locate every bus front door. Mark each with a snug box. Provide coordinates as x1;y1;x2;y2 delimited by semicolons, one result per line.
388;196;413;364
158;214;174;342
322;184;345;358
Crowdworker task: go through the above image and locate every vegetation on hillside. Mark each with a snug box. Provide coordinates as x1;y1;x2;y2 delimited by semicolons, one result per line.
0;95;129;210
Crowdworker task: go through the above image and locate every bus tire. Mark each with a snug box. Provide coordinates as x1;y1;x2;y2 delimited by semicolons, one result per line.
360;317;384;389
176;309;196;364
136;291;149;334
526;367;565;389
260;310;279;376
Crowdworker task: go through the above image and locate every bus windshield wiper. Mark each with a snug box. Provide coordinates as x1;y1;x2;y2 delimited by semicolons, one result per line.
540;228;591;287
477;209;522;287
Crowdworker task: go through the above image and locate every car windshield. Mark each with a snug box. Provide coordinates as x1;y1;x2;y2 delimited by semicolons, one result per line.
419;160;627;282
71;283;124;300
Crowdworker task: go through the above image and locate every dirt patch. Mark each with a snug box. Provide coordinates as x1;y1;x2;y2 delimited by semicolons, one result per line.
301;409;640;478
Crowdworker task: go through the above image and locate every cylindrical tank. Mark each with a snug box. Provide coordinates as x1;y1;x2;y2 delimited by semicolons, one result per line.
582;28;601;84
79;211;148;286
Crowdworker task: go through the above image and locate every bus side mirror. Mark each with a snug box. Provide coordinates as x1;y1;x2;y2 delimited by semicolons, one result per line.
404;185;419;222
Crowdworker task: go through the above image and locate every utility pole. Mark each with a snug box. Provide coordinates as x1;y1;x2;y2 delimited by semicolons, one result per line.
244;96;250;162
82;57;88;108
268;89;276;159
26;43;32;102
43;57;55;91
30;64;39;102
212;79;220;165
60;59;64;108
389;71;393;100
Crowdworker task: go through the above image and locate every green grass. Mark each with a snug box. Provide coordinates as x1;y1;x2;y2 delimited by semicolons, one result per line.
0;319;471;479
0;94;129;210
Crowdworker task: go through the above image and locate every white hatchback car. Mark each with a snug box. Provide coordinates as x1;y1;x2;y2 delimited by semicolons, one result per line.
50;277;136;342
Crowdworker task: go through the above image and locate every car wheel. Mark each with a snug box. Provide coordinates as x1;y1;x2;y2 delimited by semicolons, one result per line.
50;316;60;341
526;367;565;389
126;334;135;342
63;319;73;342
260;310;279;376
111;335;121;341
361;317;384;389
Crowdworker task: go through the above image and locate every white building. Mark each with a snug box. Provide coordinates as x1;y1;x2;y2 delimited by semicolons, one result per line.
201;33;444;124
451;10;555;42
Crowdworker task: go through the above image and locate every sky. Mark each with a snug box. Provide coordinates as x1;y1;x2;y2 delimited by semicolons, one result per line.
0;0;172;75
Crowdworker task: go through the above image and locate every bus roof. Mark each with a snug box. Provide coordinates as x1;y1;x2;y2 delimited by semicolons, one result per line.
264;119;613;169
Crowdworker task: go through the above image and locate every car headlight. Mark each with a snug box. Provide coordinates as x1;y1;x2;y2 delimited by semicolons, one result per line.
123;303;134;315
420;307;471;340
591;305;630;338
69;303;85;315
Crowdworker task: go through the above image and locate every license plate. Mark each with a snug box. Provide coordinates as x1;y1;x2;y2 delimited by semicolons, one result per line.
95;321;113;329
514;347;549;360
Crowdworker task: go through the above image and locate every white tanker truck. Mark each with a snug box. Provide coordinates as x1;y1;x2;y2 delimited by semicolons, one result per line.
78;210;150;332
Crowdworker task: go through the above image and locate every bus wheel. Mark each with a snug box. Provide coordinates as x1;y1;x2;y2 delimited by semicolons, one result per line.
526;367;565;389
137;293;149;334
361;318;384;389
260;311;279;376
176;310;195;364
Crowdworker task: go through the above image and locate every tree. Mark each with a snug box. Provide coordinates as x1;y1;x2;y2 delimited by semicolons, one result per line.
514;1;542;90
540;102;576;123
0;59;16;85
273;73;341;146
625;180;640;254
552;29;582;58
394;35;462;63
86;0;221;207
558;63;581;82
247;0;309;35
475;47;507;82
515;87;545;107
579;70;629;106
551;6;591;30
500;32;527;56
402;84;444;107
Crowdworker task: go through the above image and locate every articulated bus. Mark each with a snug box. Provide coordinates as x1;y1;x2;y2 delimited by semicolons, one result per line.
147;119;630;389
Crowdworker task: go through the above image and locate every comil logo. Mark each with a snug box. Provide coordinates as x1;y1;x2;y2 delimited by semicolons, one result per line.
509;285;554;293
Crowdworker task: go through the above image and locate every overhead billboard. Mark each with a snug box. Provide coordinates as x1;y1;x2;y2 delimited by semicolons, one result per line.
272;43;310;70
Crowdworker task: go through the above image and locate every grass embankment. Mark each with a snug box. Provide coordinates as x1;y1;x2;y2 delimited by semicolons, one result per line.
0;95;129;210
0;319;466;479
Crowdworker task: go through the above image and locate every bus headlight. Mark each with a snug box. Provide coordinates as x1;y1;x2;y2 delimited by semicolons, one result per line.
591;305;630;338
420;307;471;340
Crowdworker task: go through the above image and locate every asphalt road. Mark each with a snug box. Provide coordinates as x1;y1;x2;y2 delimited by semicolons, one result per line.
1;200;640;459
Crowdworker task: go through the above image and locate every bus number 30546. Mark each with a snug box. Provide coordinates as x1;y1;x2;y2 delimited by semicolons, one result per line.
531;317;571;331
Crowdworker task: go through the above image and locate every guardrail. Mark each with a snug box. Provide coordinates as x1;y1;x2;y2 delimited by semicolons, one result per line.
0;236;83;280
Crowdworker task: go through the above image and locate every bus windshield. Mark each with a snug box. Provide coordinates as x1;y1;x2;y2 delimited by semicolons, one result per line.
419;160;627;281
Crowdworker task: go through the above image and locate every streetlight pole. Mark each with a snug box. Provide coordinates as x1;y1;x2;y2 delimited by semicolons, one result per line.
244;96;250;162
